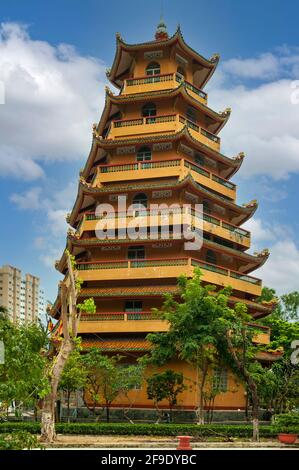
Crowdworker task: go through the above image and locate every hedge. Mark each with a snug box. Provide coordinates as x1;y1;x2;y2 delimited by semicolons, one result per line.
0;422;298;438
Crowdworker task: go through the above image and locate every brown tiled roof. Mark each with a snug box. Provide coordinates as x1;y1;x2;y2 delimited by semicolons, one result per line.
82;337;151;351
79;285;178;297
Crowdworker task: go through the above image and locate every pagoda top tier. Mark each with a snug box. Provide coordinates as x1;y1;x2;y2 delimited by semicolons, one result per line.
106;25;219;90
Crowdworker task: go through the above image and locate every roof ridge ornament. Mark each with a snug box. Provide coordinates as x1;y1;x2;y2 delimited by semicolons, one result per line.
155;16;169;41
210;53;220;63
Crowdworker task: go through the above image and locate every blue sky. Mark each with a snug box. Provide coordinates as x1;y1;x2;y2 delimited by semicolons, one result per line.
0;0;299;301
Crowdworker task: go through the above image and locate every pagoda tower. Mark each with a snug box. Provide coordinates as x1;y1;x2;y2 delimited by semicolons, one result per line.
52;23;276;413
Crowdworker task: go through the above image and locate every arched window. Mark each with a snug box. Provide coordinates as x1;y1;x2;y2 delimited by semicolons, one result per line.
133;192;148;208
202;200;211;214
128;245;145;260
142;102;156;118
195;152;205;167
186;106;197;123
137;146;152;162
146;62;160;76
206;249;217;265
177;66;185;79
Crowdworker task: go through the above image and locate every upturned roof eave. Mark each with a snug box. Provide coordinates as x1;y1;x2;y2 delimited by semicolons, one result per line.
107;28;219;89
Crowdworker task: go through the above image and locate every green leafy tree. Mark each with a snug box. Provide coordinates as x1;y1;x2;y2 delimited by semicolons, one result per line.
82;350;124;422
146;370;186;422
0;315;48;416
147;269;264;440
58;348;87;420
118;363;144;423
40;251;96;443
147;270;220;425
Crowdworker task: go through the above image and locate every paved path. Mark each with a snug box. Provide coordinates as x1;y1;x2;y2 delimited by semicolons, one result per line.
44;435;299;449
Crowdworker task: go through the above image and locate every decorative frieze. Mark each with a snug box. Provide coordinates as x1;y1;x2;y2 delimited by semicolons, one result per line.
152;242;173;249
179;144;194;157
152;190;172;199
153;142;173;152
109;194;128;201
116;146;136;155
144;50;163;60
101;246;121;251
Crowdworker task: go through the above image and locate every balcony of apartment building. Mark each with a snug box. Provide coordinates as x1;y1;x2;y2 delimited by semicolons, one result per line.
76;256;262;297
93;157;236;200
121;71;207;105
107;113;220;152
76;207;251;250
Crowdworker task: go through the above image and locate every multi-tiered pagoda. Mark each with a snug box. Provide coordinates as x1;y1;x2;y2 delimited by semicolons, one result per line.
52;22;276;412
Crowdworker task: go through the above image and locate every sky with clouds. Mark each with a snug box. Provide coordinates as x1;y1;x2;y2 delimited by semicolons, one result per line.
0;0;299;301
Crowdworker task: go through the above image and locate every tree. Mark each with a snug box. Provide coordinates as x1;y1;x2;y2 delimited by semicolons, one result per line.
118;363;144;423
147;269;223;425
0;315;48;416
146;370;186;422
58;348;87;420
82;350;124;422
147;269;264;440
40;251;95;442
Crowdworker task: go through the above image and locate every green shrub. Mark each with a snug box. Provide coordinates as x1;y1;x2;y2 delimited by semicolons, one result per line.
0;431;43;450
272;412;299;433
0;421;298;438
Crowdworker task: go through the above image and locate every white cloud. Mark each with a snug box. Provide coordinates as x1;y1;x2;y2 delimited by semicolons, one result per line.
0;22;106;180
208;53;299;180
244;218;299;294
256;240;299;294
11;180;77;268
223;53;280;80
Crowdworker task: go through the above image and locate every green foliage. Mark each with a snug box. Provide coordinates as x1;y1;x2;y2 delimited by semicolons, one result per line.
273;412;299;432
146;370;186;411
0;316;49;408
77;298;96;314
0;421;298;438
58;349;87;409
0;431;43;450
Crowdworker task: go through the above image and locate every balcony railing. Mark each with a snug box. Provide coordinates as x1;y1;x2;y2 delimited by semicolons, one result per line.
113;114;176;128
97;157;235;192
126;73;174;86
76;257;262;286
82;207;250;239
124;72;207;101
111;114;220;147
81;311;155;321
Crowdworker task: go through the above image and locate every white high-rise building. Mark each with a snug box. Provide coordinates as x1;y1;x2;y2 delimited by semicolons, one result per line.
0;265;46;323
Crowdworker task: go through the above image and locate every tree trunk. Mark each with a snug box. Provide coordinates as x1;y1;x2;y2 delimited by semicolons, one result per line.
106;404;110;423
40;339;73;442
196;362;208;425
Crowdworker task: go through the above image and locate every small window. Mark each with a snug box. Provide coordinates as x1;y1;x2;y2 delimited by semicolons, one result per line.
133;193;148;208
203;200;211;215
137;146;152;162
124;300;143;312
186;106;197;123
146;62;160;76
206;249;217;265
213;367;228;392
142;102;157;121
195;152;205;167
177;66;185;79
128;245;145;260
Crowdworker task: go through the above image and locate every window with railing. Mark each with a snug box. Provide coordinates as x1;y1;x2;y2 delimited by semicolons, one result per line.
136;146;152;162
128;245;145;260
206;249;217;265
125;300;143;320
146;62;161;82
